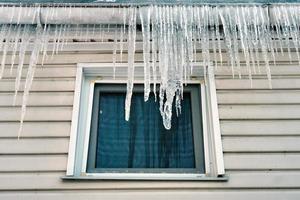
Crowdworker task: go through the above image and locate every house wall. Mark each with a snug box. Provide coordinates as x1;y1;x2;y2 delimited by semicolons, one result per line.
0;40;300;199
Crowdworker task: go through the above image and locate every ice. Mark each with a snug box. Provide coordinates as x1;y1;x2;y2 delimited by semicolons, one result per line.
0;4;298;133
139;6;151;101
151;5;158;101
119;8;127;63
112;29;117;79
51;24;59;58
10;25;22;74
125;7;137;121
41;25;50;66
14;25;30;106
0;25;11;79
119;22;124;63
18;24;43;138
55;24;64;54
84;24;89;42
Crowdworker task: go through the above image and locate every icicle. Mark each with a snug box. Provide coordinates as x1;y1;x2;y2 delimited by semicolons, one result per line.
219;8;235;78
17;6;23;25
41;25;50;66
211;17;218;69
60;24;68;51
55;24;63;54
0;24;5;52
139;6;151;101
120;8;127;63
18;24;43;139
13;25;30;106
214;7;223;67
51;24;59;58
10;5;15;24
91;24;96;37
10;25;22;74
84;24;89;42
258;6;272;88
0;4;298;132
0;25;12;79
112;29;117;79
125;7;137;121
151;5;158;101
100;24;104;42
119;23;124;63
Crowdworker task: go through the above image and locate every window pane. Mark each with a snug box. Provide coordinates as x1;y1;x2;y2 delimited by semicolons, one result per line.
95;91;195;169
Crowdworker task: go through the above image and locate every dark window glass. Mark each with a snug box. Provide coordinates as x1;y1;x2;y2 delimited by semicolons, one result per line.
87;84;205;173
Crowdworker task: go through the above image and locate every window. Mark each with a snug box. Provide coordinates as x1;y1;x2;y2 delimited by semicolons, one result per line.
65;63;225;180
87;84;205;174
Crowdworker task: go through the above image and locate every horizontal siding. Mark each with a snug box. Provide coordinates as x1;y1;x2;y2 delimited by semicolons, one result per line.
224;153;300;170
0;155;67;172
219;105;300;119
0;79;75;92
2;136;299;155
215;65;300;76
0;42;300;200
0;138;69;154
216;78;300;89
217;90;300;104
220;120;300;136
1;52;300;65
3;63;300;80
1;191;300;200
0;171;300;190
222;136;300;152
0;92;74;106
0;122;71;138
1;153;299;172
0;107;72;122
2;65;76;79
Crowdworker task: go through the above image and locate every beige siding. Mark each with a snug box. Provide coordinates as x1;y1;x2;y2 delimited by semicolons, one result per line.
0;42;300;199
1;191;300;200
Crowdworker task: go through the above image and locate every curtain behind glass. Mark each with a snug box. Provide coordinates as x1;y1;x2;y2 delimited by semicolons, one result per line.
96;92;195;169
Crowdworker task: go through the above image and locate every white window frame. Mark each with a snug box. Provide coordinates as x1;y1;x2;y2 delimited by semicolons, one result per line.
65;62;225;180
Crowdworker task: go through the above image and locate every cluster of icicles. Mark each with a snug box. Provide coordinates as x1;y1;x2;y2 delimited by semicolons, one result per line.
0;4;299;137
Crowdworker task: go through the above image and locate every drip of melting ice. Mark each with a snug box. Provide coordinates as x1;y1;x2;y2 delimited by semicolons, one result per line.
0;5;299;136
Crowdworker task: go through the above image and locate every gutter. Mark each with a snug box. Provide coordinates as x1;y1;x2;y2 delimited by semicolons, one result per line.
0;3;298;25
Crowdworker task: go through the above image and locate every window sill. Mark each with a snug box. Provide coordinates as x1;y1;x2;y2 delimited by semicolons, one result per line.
61;173;228;181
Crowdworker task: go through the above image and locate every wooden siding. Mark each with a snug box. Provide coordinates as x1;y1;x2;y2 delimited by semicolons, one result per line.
0;42;300;199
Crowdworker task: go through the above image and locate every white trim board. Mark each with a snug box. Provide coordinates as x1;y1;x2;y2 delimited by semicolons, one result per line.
66;62;225;179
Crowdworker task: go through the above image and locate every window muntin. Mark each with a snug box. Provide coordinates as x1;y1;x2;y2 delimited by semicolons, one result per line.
86;84;205;174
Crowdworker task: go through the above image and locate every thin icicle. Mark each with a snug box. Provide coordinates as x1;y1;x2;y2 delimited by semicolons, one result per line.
0;25;12;79
13;25;30;106
112;29;117;79
55;24;64;54
119;23;124;63
18;24;43;139
120;8;127;63
10;25;22;74
41;25;50;66
139;6;152;101
151;5;158;101
51;24;59;58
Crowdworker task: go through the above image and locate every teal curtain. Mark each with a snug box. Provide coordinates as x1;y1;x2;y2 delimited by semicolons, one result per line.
96;92;195;169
